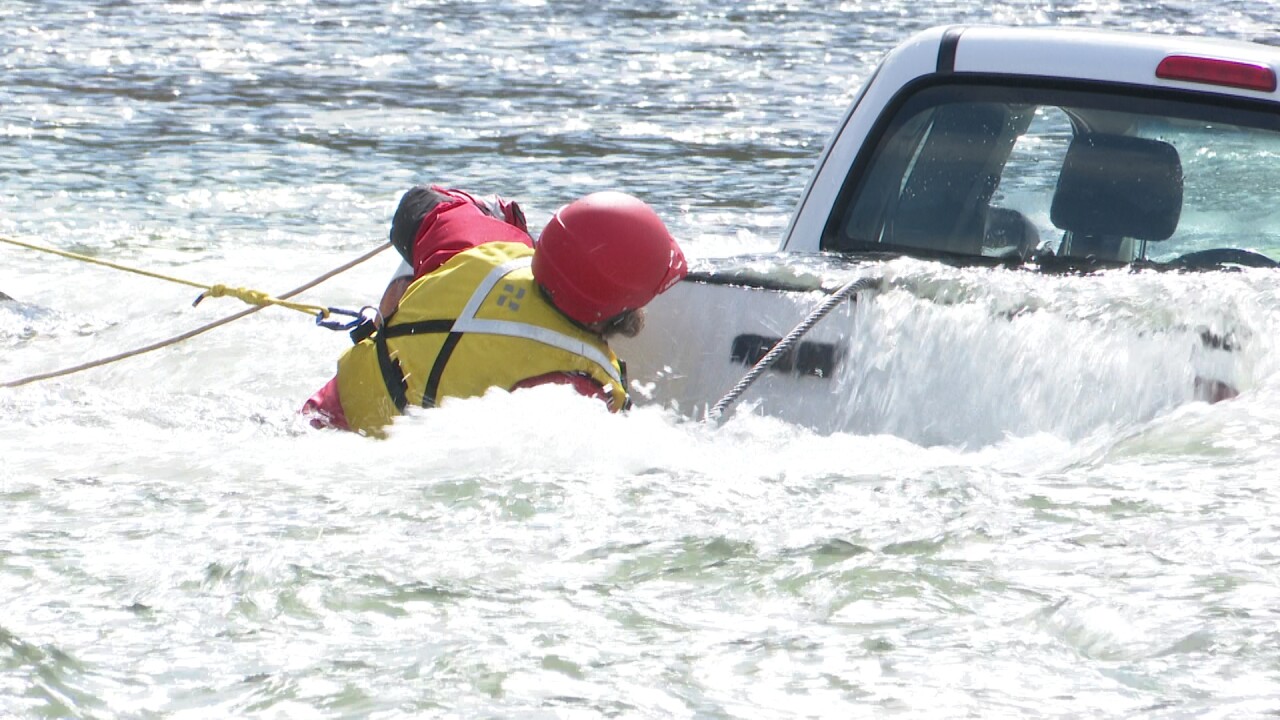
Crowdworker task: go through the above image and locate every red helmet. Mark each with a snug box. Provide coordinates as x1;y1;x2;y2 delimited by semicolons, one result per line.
532;191;687;325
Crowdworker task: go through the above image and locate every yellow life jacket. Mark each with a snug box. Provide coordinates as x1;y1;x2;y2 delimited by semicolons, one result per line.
334;242;628;434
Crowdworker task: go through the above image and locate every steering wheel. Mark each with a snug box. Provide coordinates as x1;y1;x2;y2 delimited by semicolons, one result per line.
1169;248;1279;269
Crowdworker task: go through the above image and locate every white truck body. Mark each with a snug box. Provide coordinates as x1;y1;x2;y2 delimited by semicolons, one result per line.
616;26;1280;435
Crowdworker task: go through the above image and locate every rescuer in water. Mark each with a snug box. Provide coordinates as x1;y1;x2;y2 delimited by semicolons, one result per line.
303;185;687;434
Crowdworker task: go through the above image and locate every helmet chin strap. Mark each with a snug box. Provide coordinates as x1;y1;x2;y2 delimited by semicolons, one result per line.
536;282;641;338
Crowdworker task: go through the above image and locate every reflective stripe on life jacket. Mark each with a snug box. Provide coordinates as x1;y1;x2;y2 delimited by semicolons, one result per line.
334;242;628;434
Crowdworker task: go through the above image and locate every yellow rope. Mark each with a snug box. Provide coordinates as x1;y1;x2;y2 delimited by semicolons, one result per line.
1;242;392;389
0;235;331;317
0;235;209;289
192;283;329;316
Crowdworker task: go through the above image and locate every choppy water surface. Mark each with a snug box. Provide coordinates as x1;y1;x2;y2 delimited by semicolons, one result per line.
3;2;1280;718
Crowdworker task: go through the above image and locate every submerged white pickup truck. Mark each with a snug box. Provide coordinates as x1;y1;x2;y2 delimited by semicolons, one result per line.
617;25;1280;442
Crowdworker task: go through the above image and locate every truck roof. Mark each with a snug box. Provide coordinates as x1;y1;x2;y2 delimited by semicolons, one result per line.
899;25;1280;98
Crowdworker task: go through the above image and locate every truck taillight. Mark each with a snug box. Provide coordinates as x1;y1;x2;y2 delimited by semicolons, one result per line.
1156;55;1277;92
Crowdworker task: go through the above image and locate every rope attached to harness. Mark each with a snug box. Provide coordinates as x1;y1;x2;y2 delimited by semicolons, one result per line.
0;240;392;388
0;235;337;318
707;275;880;424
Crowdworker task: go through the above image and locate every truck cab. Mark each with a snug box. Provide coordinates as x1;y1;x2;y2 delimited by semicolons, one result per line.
782;26;1280;270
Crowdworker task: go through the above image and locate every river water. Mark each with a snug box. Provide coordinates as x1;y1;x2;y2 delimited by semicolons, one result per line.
3;1;1280;718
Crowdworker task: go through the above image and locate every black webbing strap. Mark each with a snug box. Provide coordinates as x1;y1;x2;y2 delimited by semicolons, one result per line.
379;320;456;338
618;359;632;411
422;332;463;408
374;331;408;412
375;320;456;412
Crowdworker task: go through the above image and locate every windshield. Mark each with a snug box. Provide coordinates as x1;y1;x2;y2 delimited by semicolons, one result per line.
824;81;1280;268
